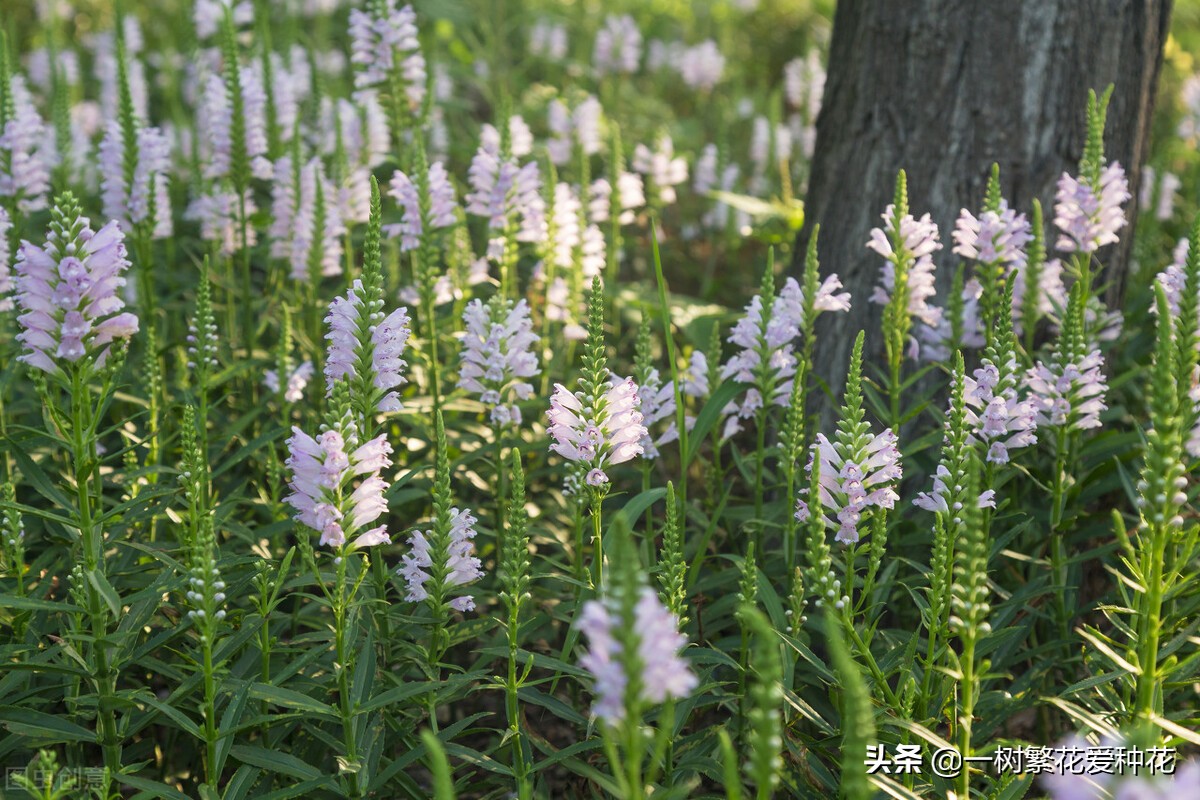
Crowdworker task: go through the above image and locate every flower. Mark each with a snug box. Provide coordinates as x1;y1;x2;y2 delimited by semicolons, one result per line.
1010;257;1066;337
385;162;457;251
465;139;544;253
530;19;568;61
284;426;392;549
795;429;902;544
324;281;411;413
98;125;173;239
682;351;710;399
349;0;426;109
457;298;540;426
633;135;687;206
193;0;253;39
185;188;258;256
914;279;985;362
637;368;678;460
594;15;641;77
265;361;314;403
0;207;12;313
14;201;140;373
962;360;1037;463
678;40;724;91
952;200;1031;268
1054;162;1130;253
400;507;484;611
0;75;52;214
868;204;943;327
198;70;272;182
548;375;647;486
913;465;997;513
290;158;345;281
1026;350;1108;431
577;587;697;723
720;275;849;437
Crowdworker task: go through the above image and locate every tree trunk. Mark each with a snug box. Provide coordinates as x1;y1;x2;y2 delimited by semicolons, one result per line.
797;0;1171;412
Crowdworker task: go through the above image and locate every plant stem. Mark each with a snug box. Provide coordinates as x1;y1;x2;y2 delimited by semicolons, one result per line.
591;497;604;589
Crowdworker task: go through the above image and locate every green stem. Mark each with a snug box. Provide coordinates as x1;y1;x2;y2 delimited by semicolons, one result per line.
591;497;604;589
203;634;219;790
333;554;360;798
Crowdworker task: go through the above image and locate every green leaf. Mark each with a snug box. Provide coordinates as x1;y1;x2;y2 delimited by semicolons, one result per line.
0;706;97;743
231;744;323;781
87;569;123;617
248;682;339;719
115;774;191;800
0;594;81;613
683;381;743;468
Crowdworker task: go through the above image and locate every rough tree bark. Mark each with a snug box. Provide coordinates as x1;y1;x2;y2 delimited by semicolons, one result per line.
796;0;1171;410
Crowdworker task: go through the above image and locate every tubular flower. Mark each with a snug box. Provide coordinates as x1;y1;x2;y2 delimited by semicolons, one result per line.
636;367;683;460
348;0;426;108
963;360;1037;463
290;158;345;281
1026;350;1108;431
465;140;545;253
98;124;173;239
0;75;52;214
0;207;12;312
577;587;697;724
868;204;943;327
14;202;140;373
185;188;258;256
264;361;314;403
1054;162;1130;253
720;275;850;437
284;426;392;549
457;298;540;427
198;71;272;182
1010;257;1066;337
268;155;297;260
678;40;725;92
593;14;641;77
915;279;985;362
795;429;902;545
632;134;687;206
385;162;457;251
952;200;1031;269
400;507;484;611
913;465;996;513
324;280;411;413
548;375;647;487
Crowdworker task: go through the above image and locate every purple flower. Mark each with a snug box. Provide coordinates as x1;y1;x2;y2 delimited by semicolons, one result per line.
265;360;314;403
400;507;483;611
0;207;12;312
14;209;140;373
636;368;679;460
457;298;540;426
593;15;641;77
186;188;258;256
0;76;52;214
868;204;943;328
1026;350;1108;431
577;587;697;723
632;135;687;206
548;375;648;485
349;0;426;109
914;279;986;363
795;429;902;544
290;158;345;281
720;275;849;437
285;427;392;549
678;40;725;92
193;0;253;39
963;360;1037;463
324;281;411;412
1054;162;1130;254
385;162;457;251
198;71;272;182
99;124;173;239
465;140;545;254
952;200;1031;268
530;19;568;61
913;465;996;513
1010;257;1066;338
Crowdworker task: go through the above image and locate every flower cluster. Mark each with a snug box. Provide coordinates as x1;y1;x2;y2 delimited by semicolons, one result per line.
868;203;943;327
324;281;411;413
952;200;1031;268
1054;163;1130;253
547;96;603;165
349;0;426;109
386;162;457;251
264;361;314;404
284;424;392;549
400;507;484;612
0;75;52;213
98;125;173;239
457;298;540;426
290;158;345;281
577;587;697;723
593;14;641;77
633;135;688;206
678;40;725;92
14;198;139;373
963;359;1037;463
1026;351;1108;431
796;430;902;544
548;376;647;487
